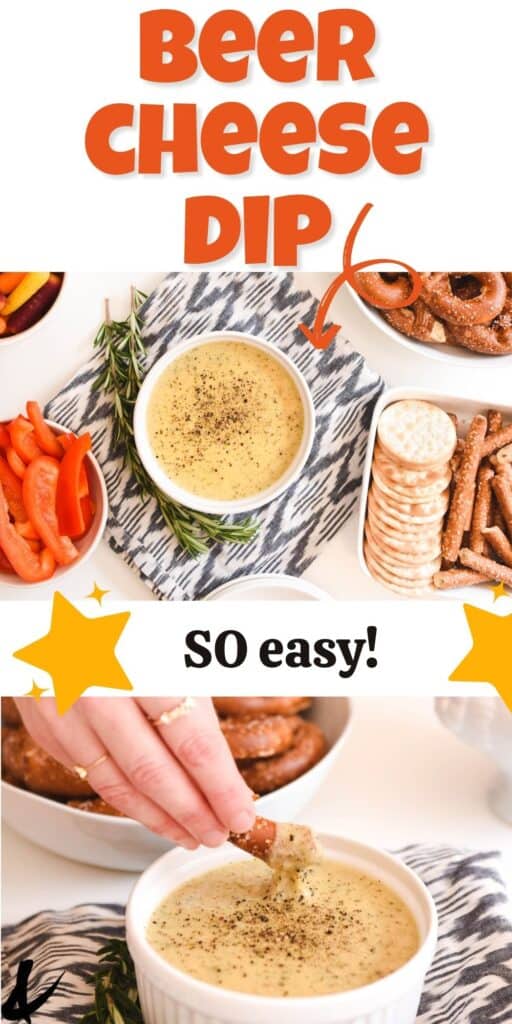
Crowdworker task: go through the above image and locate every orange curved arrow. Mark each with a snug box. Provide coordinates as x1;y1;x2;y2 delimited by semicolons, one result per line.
299;204;423;350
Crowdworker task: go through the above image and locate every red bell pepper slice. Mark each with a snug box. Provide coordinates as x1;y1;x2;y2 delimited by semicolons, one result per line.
56;433;93;538
6;446;26;479
26;402;62;458
8;416;42;463
23;456;78;566
0;546;15;574
0;454;27;521
0;482;56;582
0;424;10;449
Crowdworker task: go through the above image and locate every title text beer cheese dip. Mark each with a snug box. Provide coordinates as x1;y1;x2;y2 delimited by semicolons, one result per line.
146;856;419;998
146;341;305;501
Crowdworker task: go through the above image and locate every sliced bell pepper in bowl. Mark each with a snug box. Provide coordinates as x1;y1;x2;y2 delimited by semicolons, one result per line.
0;483;56;582
23;456;78;566
26;402;63;458
56;433;92;538
0;454;27;521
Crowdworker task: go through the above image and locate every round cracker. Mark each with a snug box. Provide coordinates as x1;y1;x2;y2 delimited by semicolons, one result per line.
374;444;450;486
365;522;441;566
371;480;449;518
369;487;447;526
365;547;435;595
377;400;457;469
372;464;451;501
367;504;442;540
366;517;442;557
364;540;441;581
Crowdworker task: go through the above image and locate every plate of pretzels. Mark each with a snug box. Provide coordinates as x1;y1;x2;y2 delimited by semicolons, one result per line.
1;695;351;870
351;272;512;364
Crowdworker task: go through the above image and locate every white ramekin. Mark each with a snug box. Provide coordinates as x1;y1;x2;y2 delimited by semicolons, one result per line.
0;274;67;349
133;331;315;515
0;417;108;589
126;833;437;1024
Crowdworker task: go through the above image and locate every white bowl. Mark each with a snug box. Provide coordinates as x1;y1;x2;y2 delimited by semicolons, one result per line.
1;697;351;870
204;573;332;601
133;331;315;514
126;833;437;1024
0;274;67;350
357;386;512;598
0;417;108;589
349;283;512;368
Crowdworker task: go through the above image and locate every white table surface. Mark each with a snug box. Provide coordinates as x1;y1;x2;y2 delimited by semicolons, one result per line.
1;270;509;602
2;697;511;925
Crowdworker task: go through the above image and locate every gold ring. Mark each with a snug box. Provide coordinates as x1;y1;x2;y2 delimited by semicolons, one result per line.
151;697;197;727
73;753;109;780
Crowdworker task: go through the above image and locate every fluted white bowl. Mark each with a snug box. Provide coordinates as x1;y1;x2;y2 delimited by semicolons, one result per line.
127;833;437;1024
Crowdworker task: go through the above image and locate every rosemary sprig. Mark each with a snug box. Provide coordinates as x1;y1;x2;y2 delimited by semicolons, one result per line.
81;939;142;1024
93;288;259;556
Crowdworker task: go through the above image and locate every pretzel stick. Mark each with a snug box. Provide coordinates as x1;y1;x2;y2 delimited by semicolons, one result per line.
230;818;320;868
433;568;490;590
470;465;494;554
459;548;512;587
482;526;512;567
492;476;512;539
481;423;512;458
487;409;503;434
230;816;277;863
442;415;487;563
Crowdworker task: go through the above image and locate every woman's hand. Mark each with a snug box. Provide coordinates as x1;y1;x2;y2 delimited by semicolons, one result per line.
15;696;256;850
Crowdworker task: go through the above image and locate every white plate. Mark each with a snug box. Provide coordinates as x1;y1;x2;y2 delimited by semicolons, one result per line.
350;284;512;368
1;697;351;870
204;573;331;601
357;386;512;599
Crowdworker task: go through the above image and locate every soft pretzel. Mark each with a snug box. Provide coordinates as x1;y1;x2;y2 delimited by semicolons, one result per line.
239;721;326;794
383;299;447;344
221;714;301;760
354;271;414;309
447;294;512;354
213;697;311;718
422;272;507;326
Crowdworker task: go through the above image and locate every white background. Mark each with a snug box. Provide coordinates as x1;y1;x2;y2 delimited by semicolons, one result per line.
1;0;512;267
3;698;511;923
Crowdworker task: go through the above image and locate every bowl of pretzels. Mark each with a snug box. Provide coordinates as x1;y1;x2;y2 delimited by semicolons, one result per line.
1;696;351;870
351;272;512;364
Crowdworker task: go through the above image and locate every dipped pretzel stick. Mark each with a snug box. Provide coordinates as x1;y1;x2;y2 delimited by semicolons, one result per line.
482;526;512;567
230;816;320;868
459;548;512;587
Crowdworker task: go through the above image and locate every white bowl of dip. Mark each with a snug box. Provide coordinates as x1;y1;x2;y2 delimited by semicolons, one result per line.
126;833;437;1024
133;331;315;515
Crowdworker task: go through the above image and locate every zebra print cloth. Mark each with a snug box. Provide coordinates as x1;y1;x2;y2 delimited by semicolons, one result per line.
46;272;383;599
2;847;511;1023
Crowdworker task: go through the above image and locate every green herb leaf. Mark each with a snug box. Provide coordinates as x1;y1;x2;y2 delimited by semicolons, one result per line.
80;939;143;1024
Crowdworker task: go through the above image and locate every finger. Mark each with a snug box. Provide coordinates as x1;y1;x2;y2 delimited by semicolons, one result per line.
14;698;74;767
137;697;256;834
81;698;228;847
34;699;199;849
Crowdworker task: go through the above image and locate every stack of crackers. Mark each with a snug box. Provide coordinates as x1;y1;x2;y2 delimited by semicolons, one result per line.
364;400;456;595
364;399;512;595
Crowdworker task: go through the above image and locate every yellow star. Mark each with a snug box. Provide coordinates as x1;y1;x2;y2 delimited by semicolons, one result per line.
86;582;110;606
24;681;48;701
450;603;512;710
13;592;133;714
491;581;509;602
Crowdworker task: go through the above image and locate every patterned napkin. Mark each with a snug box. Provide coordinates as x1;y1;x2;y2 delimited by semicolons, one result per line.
46;272;383;599
2;847;511;1024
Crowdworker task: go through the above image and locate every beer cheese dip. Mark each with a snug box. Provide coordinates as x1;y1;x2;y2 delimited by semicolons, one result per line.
147;857;419;998
146;341;305;501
